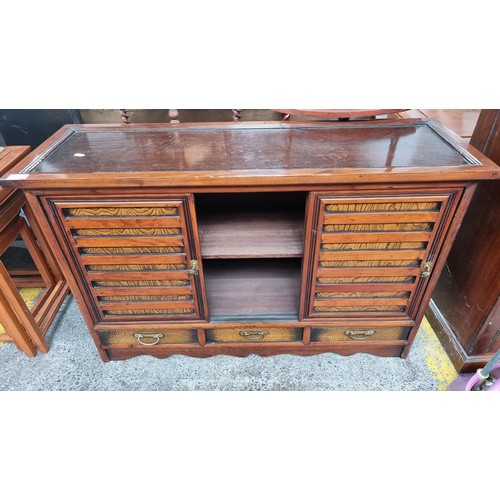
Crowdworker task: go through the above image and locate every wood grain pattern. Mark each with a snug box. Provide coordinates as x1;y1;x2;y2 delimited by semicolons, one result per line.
204;259;301;320
53;198;206;322
0;121;493;361
81;254;186;265
2;121;498;191
100;329;198;346
74;236;185;247
66;207;178;216
206;327;302;343
311;326;410;342
304;192;458;318
87;264;184;271
198;210;304;258
318;275;415;283
94;279;189;287
99;294;192;302
104;308;195;316
81;246;183;254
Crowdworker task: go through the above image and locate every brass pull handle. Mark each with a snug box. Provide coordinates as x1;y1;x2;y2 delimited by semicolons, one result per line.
420;261;432;278
345;329;375;340
187;259;199;276
134;333;163;346
239;330;269;341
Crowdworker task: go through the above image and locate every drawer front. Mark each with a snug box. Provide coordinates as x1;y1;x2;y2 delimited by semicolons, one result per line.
206;327;302;343
302;191;461;320
99;329;198;346
311;326;411;342
49;197;207;322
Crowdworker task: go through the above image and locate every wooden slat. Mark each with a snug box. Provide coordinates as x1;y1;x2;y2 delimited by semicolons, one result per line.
0;217;24;255
20;225;56;287
0;290;36;356
74;236;184;247
316;283;415;293
32;281;69;335
319;250;425;261
0;263;48;353
88;271;190;280
94;287;192;296
11;276;46;287
314;298;409;307
100;300;194;311
0;193;24;232
323;212;439;224
317;267;420;277
80;254;186;265
66;217;182;229
321;231;432;243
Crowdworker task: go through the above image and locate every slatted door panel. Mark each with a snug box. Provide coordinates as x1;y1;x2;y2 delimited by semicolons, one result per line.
52;198;206;321
303;192;459;319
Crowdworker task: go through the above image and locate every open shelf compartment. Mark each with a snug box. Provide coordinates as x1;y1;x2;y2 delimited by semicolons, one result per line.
196;192;306;259
203;258;302;322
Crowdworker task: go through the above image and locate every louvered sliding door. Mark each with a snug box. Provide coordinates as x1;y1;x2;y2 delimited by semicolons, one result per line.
50;197;206;322
302;191;461;320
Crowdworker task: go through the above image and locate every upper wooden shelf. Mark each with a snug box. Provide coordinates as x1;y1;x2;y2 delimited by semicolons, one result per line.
0;120;498;189
198;210;304;259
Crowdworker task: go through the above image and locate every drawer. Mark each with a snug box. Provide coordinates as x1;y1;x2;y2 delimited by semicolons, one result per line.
99;329;198;346
311;325;411;342
206;327;302;343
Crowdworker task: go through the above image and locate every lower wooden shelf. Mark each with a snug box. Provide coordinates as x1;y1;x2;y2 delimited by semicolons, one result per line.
203;259;302;321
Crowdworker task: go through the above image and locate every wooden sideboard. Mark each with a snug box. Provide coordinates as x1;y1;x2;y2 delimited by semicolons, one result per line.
0;120;498;362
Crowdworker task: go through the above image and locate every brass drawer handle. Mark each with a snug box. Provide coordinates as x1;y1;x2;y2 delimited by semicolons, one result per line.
133;333;164;346
345;329;375;340
187;259;199;276
239;330;269;341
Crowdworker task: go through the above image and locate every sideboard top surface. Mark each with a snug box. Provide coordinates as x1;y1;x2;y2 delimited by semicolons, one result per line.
1;120;498;189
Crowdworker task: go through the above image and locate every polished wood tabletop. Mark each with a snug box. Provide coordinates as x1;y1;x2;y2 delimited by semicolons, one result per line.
0;120;498;189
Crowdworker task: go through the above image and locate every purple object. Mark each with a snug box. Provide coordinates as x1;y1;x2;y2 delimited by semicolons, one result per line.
447;349;500;391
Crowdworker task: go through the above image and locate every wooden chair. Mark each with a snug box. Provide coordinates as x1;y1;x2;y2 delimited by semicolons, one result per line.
0;146;69;356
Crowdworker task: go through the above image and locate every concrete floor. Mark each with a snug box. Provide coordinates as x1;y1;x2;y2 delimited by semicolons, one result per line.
0;295;458;391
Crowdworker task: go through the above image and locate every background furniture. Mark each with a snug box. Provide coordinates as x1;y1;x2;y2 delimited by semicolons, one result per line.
0;146;69;356
1;119;498;362
426;110;500;372
0;110;82;149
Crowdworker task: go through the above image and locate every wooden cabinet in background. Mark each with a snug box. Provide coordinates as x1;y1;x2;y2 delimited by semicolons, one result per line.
0;120;498;362
426;110;500;372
